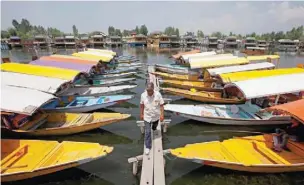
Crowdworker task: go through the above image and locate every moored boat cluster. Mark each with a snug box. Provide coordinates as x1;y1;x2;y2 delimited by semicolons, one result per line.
0;49;141;182
150;50;304;173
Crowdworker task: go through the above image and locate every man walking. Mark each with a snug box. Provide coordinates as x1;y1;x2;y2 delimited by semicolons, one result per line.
140;82;164;155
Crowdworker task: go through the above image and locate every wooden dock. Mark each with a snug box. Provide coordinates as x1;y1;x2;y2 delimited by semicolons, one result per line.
127;66;169;185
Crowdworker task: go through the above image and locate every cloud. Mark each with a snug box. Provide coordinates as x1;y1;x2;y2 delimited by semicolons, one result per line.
268;2;304;23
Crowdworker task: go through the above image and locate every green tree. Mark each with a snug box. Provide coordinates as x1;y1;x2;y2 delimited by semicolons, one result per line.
108;26;115;36
122;30;130;36
72;25;78;37
1;30;10;38
114;29;122;36
7;27;17;36
211;32;222;38
175;28;179;37
197;30;204;38
12;19;19;30
135;26;140;34
275;31;285;40
139;25;148;36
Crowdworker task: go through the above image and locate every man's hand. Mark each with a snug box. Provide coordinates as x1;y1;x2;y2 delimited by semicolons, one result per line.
140;114;144;120
160;114;164;122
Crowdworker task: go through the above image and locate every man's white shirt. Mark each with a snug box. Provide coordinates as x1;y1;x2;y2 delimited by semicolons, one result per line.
140;91;164;122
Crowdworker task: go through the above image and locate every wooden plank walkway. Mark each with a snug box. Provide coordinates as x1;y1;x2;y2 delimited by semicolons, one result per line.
140;126;154;185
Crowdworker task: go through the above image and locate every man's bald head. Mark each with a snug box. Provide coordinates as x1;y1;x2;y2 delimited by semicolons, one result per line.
146;82;154;96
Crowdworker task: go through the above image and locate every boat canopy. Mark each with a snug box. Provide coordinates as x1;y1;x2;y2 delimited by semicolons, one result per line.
267;99;304;123
219;67;304;83
171;50;200;59
246;55;280;61
87;48;116;56
206;62;275;77
72;52;113;62
2;72;69;94
51;54;96;61
1;85;56;115
188;54;236;63
30;59;95;73
189;57;248;69
1;63;82;81
246;47;266;50
181;51;216;61
40;56;99;65
224;73;304;100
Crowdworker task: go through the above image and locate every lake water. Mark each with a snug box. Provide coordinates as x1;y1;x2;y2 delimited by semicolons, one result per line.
2;47;304;185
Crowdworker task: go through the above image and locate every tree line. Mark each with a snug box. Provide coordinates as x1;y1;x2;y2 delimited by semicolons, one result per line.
1;19;303;41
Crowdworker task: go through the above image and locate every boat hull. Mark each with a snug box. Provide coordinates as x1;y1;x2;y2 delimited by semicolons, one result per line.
173;112;290;125
191;159;304;173
44;102;117;113
93;72;136;79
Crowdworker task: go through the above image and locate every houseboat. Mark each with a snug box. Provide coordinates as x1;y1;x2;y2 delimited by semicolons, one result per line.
224;36;238;49
127;33;147;47
241;47;266;56
208;37;218;48
257;40;267;48
1;39;9;50
298;41;304;55
276;39;297;52
64;35;77;48
8;36;22;48
90;35;105;48
80;36;90;48
33;35;49;48
170;35;180;48
244;37;257;48
22;39;34;49
106;36;122;47
148;32;171;48
54;36;65;48
182;36;198;48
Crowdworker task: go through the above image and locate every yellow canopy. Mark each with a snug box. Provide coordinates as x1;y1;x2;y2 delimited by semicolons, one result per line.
72;53;113;62
1;63;81;81
87;48;116;56
219;67;304;83
246;55;280;61
190;58;249;69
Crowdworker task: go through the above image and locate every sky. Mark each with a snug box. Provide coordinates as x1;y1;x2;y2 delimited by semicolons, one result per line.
1;1;304;35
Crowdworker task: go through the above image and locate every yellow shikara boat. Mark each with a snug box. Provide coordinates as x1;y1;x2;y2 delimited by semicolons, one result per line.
170;134;304;173
161;80;221;92
162;88;244;104
1;63;81;81
1;139;113;182
152;71;200;81
72;52;113;62
219;67;304;83
5;112;130;136
87;48;116;56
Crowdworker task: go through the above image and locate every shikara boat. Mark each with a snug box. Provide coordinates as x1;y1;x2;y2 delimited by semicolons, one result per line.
170;134;304;173
1;139;113;182
103;67;139;74
186;54;235;64
59;85;137;97
30;59;95;73
204;62;275;79
241;46;266;56
152;71;201;81
40;56;99;65
117;62;142;68
219;67;304;84
162;87;244;104
160;80;221;92
72;52;112;62
171;50;200;60
93;72;137;79
1;63;81;81
2;72;136;96
155;64;196;75
181;51;217;63
164;102;291;125
42;95;134;113
4;112;130;136
163;73;304;104
189;57;249;69
87;48;116;56
75;78;136;87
